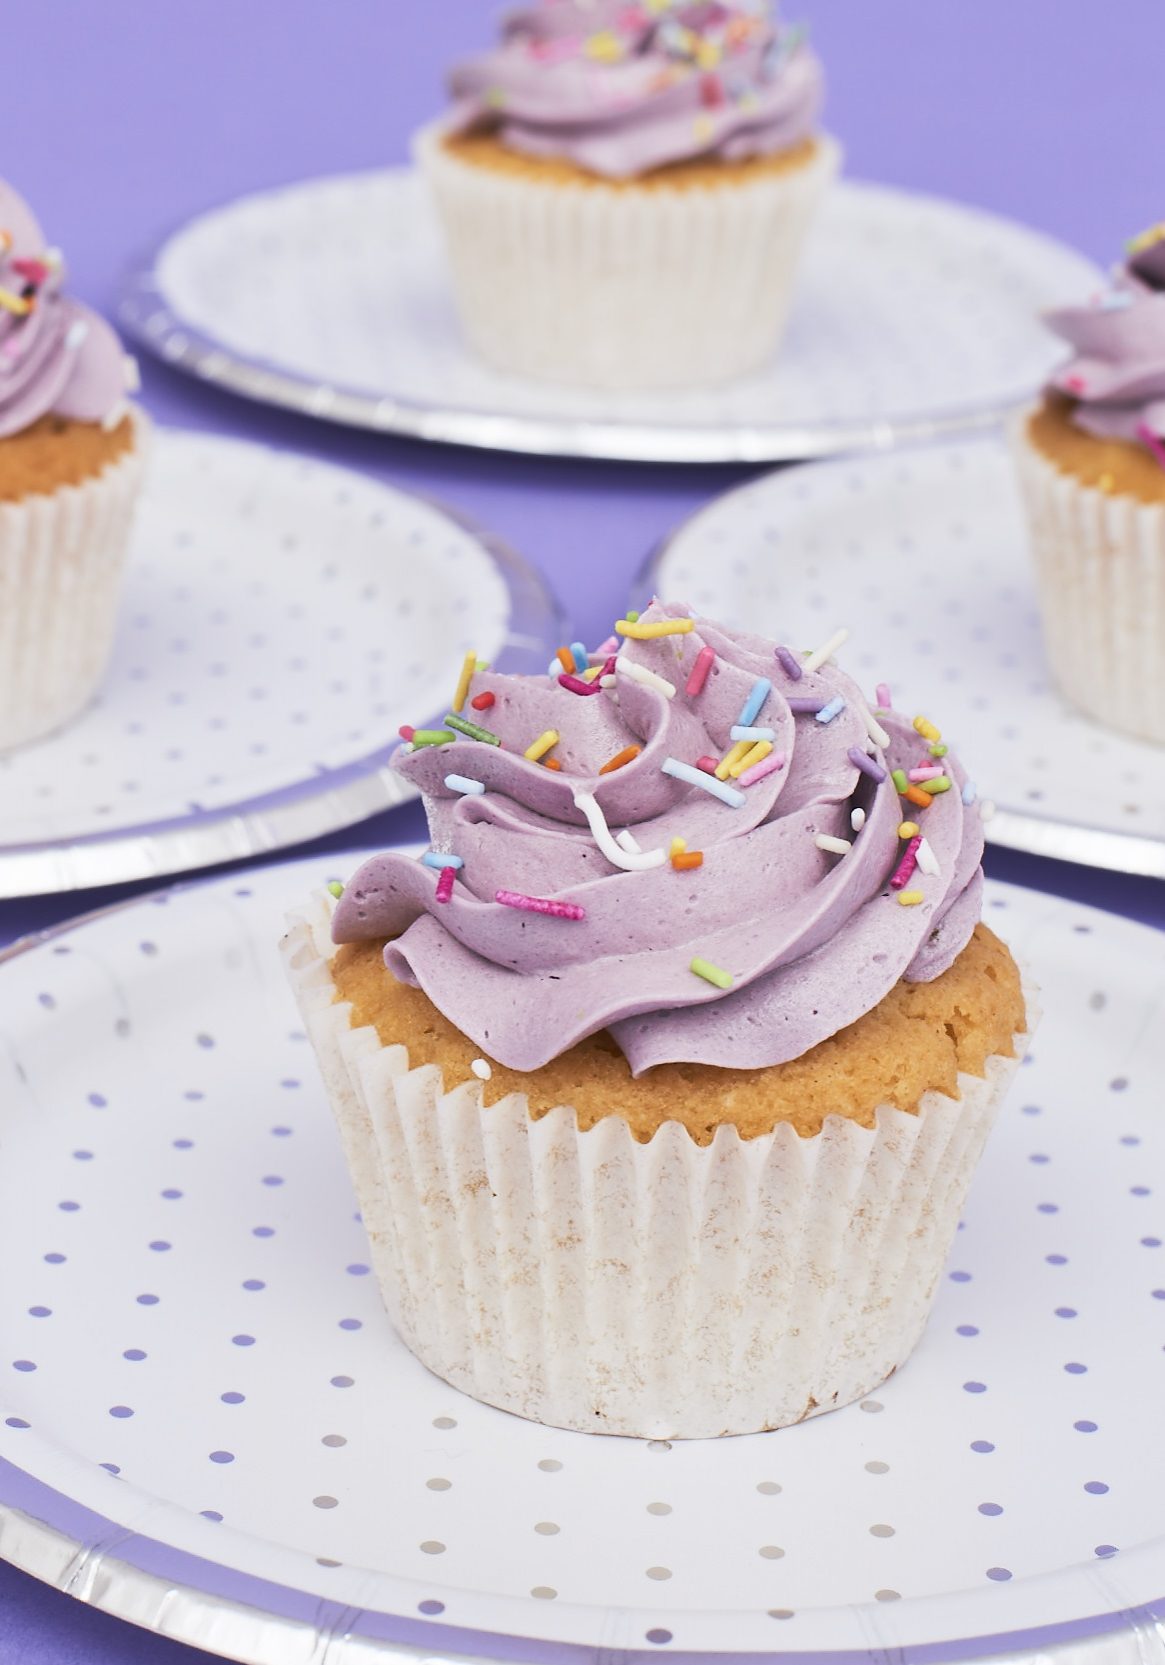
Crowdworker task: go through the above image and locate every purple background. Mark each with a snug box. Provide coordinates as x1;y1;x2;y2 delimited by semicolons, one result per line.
2;1;1163;1659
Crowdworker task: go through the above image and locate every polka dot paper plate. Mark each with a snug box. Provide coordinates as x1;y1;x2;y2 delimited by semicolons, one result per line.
0;430;559;898
1;852;1164;1664
651;434;1165;877
118;169;1100;464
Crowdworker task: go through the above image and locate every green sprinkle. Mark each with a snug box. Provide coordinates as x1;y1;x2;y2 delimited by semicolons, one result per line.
475;659;490;671
928;742;948;758
924;775;952;794
444;712;502;745
326;880;344;899
626;610;640;623
891;769;909;794
484;86;506;107
412;728;456;746
691;956;733;991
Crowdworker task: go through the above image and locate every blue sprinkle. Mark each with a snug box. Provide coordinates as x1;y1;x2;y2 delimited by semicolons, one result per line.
1098;290;1133;311
570;642;589;674
546;657;560;677
815;696;846;724
962;781;978;805
661;757;746;808
421;852;464;870
737;678;772;728
444;775;485;796
730;725;775;743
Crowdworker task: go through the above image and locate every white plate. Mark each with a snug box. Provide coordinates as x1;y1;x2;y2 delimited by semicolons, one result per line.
1;853;1164;1664
650;434;1165;877
118;169;1101;465
0;431;559;898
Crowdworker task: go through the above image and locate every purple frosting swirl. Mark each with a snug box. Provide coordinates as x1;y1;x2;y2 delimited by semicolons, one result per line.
444;1;823;180
0;179;134;440
1044;227;1165;455
333;605;986;1076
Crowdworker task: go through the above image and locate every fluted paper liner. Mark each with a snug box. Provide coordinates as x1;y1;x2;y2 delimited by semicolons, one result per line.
284;894;1030;1439
414;123;840;392
1010;408;1165;746
0;405;149;752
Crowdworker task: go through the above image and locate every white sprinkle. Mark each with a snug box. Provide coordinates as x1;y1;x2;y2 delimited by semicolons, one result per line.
470;1058;492;1081
802;626;849;675
547;657;562;677
962;780;978;805
123;354;141;391
730;724;775;742
815;834;852;855
65;319;89;350
100;397;128;432
615;829;642;854
445;774;485;795
850;807;866;832
979;798;996;823
860;701;891;750
573;791;666;872
615;657;676;699
916;837;940;876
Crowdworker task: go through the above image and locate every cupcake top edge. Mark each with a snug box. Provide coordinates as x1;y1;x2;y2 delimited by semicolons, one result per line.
332;602;992;1078
0;177;137;441
439;1;824;181
1043;220;1165;465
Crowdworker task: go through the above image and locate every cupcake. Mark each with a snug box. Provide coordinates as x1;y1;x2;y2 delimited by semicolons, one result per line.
1010;222;1165;745
415;2;840;390
283;606;1030;1439
0;178;147;752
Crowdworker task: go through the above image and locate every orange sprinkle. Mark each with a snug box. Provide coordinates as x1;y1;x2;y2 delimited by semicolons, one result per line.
599;744;641;775
555;647;574;675
904;785;934;809
672;850;704;870
543;758;562;771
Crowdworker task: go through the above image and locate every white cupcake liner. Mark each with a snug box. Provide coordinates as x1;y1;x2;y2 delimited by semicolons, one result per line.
1010;407;1165;745
0;405;149;753
414;122;840;391
283;895;1031;1440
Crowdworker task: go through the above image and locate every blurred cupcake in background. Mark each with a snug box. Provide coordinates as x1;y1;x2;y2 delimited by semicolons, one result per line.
415;1;839;390
0;178;147;752
1010;222;1165;745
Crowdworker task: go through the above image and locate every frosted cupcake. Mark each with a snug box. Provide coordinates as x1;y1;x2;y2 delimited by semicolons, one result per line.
1010;223;1165;744
415;1;839;389
284;606;1030;1439
0;178;147;752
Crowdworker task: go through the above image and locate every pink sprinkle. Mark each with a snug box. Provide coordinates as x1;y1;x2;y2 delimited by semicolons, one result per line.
890;836;922;891
685;647;715;697
595;637;619;657
696;756;719;774
908;765;944;782
435;865;455;904
739;750;787;788
559;673;604;696
398;725;415;741
496;889;585;921
875;683;892;709
701;72;724;107
1136;422;1165;472
1063;373;1086;392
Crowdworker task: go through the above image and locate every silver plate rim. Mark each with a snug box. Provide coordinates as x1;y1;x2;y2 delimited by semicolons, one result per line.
116;171;1100;466
643;453;1165;882
0;435;564;900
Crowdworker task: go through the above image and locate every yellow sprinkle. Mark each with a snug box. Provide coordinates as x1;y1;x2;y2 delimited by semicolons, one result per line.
693;114;715;143
729;739;773;777
897;890;924;907
696;39;722;68
898;821;920;839
584;28;622;60
0;288;33;317
1128;221;1165;255
1098;471;1115;492
669;837;687;858
581;664;603;683
615;618;694;640
524;729;559;762
715;740;752;781
452;651;477;714
912;715;941;742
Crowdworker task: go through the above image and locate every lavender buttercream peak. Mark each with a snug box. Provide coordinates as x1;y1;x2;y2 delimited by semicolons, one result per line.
1044;223;1165;458
332;604;987;1076
0;177;135;440
443;1;823;180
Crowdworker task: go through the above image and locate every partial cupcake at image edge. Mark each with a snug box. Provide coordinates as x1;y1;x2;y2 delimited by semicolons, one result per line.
282;604;1032;1440
414;1;840;390
0;177;148;753
1010;220;1165;746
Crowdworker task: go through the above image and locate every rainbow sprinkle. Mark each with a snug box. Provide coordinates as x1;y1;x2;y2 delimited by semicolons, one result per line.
686;646;715;696
875;683;892;709
815;696;846;724
610;659;676;699
847;747;886;783
890;836;922;890
730;739;772;776
600;744;641;774
897;890;924;907
815;834;851;856
452;651;477;713
715;740;752;781
559;671;605;696
730;724;775;742
445;774;485;795
496;889;585;921
616;617;694;640
326;880;344;899
662;757;745;808
524;729;559;762
445;713;501;745
690;957;733;990
774;645;803;682
738;750;786;787
421;852;463;870
737;677;772;728
672;850;703;871
570;642;589;672
435;865;455;904
412;728;455;747
471;691;496;712
913;715;941;742
802;627;849;675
